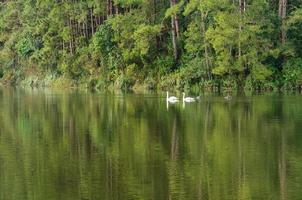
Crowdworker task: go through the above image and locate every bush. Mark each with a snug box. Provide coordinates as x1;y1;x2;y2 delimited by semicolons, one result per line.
15;33;41;58
282;58;302;90
154;56;175;76
115;74;135;90
158;73;179;90
144;77;157;90
176;57;207;90
201;79;217;92
221;77;237;91
91;22;124;72
1;69;24;85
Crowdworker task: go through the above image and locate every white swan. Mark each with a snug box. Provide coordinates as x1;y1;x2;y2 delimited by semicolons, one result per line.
182;93;196;103
166;91;179;102
169;99;179;103
224;94;232;100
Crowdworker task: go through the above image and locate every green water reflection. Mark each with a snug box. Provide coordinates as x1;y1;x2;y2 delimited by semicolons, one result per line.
0;88;302;200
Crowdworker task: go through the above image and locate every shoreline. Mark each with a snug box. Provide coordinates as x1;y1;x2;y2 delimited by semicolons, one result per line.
1;72;302;95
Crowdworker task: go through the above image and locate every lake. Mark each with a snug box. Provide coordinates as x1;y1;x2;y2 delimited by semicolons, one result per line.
0;87;302;200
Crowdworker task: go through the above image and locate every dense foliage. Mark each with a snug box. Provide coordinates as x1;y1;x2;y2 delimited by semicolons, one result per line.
0;0;301;91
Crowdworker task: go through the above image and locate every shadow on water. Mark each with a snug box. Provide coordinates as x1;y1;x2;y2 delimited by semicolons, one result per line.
0;87;302;199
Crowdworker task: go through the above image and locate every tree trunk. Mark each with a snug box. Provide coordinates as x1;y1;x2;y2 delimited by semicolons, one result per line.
238;0;247;72
115;5;119;14
111;0;114;15
69;18;73;55
279;0;287;44
82;22;86;37
171;18;178;60
238;0;243;60
170;0;179;60
152;0;156;23
107;0;113;16
201;12;211;79
172;0;179;37
85;20;89;38
90;8;94;35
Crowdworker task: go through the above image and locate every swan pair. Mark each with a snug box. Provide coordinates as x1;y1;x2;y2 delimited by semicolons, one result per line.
166;92;198;103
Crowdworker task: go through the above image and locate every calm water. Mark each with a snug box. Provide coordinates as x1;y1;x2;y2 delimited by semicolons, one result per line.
0;88;302;200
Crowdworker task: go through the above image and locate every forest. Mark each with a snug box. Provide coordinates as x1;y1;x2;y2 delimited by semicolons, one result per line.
0;0;301;91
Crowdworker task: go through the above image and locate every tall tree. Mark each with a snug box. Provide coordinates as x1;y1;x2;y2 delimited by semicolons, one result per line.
279;0;287;44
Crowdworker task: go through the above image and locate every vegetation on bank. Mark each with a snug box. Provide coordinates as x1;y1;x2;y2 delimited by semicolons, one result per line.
0;0;302;91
